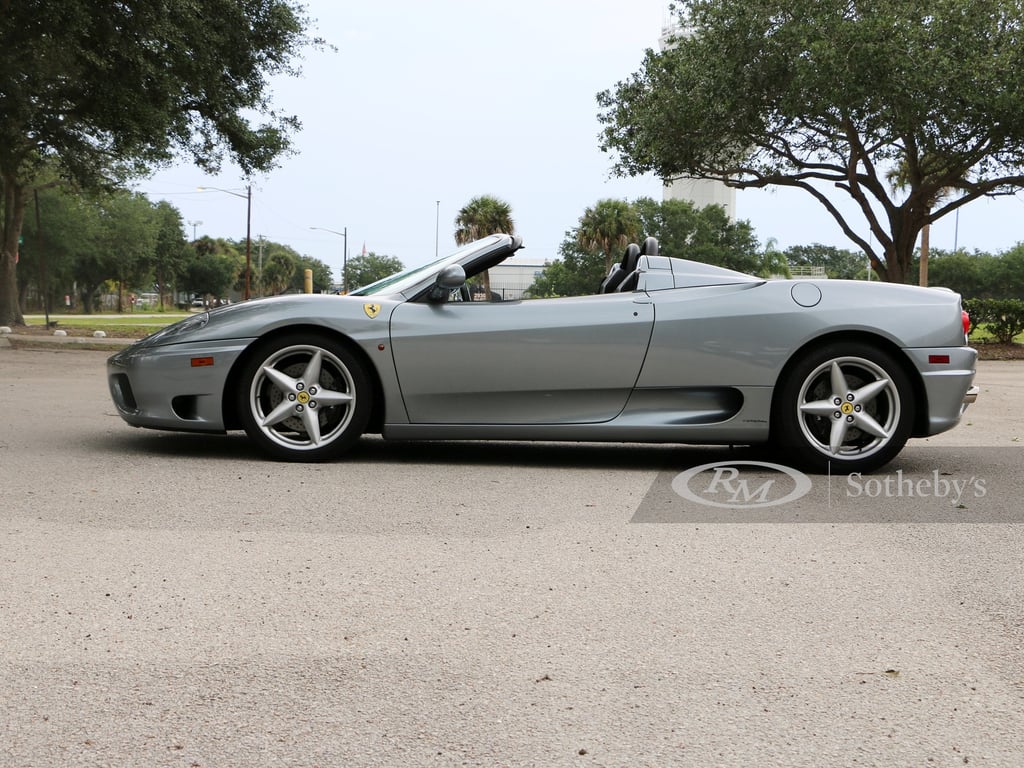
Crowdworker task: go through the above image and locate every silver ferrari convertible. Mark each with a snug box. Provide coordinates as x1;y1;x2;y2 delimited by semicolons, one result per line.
107;234;978;473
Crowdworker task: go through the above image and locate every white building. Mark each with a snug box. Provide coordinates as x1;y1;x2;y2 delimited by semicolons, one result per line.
484;261;550;300
663;175;736;218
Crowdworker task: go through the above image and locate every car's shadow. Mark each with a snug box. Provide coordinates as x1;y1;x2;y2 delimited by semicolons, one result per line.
93;430;1007;476
95;429;774;471
351;436;771;470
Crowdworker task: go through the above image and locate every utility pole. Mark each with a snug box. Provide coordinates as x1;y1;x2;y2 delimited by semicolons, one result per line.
257;235;266;297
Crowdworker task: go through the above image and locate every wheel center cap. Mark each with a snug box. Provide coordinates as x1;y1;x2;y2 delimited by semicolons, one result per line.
297;391;311;405
840;402;854;415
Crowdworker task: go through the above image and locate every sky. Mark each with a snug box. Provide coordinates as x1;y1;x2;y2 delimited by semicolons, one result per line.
134;0;1024;280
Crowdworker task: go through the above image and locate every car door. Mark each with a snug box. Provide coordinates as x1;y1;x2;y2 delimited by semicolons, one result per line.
389;293;655;424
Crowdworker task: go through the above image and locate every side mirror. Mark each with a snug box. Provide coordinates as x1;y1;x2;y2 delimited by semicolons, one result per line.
427;264;466;302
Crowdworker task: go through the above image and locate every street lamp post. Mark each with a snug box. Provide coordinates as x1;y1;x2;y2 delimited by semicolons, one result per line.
310;226;348;293
198;184;252;300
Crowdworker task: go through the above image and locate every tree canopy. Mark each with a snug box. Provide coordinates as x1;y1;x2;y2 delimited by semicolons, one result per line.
454;195;515;298
187;237;244;305
289;252;334;295
528;240;606;299
929;245;1024;300
19;183;335;312
633;197;759;274
597;0;1024;284
530;197;759;297
344;252;404;292
575;199;642;273
784;243;870;281
0;0;315;325
454;196;515;245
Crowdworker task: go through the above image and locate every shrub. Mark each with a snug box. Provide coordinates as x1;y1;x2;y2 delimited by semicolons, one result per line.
963;298;1024;344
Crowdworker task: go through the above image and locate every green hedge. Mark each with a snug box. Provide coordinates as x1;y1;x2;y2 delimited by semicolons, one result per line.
963;298;1024;344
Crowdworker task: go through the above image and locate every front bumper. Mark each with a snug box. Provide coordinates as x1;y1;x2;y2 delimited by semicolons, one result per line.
107;338;254;432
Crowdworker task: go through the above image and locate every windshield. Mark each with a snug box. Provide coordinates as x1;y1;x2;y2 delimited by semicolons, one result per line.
350;236;505;297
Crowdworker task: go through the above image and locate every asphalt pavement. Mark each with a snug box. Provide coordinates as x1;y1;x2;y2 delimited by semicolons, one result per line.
1;347;1022;767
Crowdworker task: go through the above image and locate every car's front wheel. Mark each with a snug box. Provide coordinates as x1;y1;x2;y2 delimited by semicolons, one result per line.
237;333;371;461
774;342;914;474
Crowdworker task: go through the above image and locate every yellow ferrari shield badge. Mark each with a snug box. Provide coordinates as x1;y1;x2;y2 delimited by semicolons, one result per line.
363;303;381;319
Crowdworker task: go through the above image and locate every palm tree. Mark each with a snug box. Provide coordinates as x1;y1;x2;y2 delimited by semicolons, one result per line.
454;195;515;299
576;199;642;273
454;195;515;244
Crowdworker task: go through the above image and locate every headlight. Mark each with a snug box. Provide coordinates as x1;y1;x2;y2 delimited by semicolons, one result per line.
139;312;210;346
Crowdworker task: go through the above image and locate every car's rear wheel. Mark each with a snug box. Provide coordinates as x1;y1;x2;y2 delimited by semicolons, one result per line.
775;342;914;474
237;333;371;461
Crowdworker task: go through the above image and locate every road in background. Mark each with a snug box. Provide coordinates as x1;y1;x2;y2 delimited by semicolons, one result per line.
2;349;1022;767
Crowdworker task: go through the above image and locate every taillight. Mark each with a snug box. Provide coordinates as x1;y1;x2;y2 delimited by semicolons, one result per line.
962;309;971;337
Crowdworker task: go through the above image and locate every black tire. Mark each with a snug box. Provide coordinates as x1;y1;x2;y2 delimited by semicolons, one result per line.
774;341;915;474
237;332;371;461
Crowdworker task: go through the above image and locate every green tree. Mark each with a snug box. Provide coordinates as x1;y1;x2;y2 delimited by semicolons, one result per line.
784;244;870;281
19;186;164;314
70;215;117;315
576;199;642;273
633;197;758;272
290;253;334;294
344;252;404;292
886;156;967;285
531;197;766;297
152;202;191;309
232;239;319;296
992;244;1024;300
528;239;605;298
17;185;95;313
98;192;159;312
756;238;791;279
0;0;314;326
927;250;994;298
261;251;298;296
453;195;515;244
598;0;1024;285
21;186;195;312
184;237;243;304
454;195;515;297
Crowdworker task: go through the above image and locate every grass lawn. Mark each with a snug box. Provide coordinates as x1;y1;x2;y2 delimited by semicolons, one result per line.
969;322;1024;345
21;313;186;338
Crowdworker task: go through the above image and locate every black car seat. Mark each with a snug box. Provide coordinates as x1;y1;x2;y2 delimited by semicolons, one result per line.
600;242;641;293
616;237;659;292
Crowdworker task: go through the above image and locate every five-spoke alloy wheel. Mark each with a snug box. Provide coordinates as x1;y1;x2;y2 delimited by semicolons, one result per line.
237;333;371;461
775;342;914;474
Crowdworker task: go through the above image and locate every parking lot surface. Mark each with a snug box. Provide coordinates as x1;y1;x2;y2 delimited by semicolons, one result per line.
2;348;1022;767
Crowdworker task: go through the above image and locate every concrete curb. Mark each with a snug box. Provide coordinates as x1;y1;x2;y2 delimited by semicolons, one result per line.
1;333;134;350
